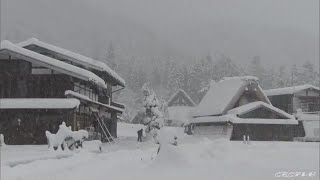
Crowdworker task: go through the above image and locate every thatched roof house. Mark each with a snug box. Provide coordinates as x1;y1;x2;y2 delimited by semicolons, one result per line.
190;76;297;141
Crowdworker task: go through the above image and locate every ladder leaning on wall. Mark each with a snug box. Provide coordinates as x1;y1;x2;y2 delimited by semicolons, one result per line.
94;113;116;145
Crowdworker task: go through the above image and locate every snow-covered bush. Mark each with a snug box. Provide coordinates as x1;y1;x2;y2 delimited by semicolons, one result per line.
0;134;5;146
46;122;88;151
141;83;165;139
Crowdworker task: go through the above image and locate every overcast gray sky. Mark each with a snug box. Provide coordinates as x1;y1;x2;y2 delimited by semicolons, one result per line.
2;0;319;68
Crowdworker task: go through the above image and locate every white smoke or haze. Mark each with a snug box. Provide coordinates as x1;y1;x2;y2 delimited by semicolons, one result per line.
1;0;319;68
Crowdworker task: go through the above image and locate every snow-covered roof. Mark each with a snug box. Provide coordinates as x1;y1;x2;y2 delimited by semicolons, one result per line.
230;116;298;125
227;101;294;119
17;38;125;87
193;76;270;117
0;40;107;89
0;98;80;109
189;116;230;124
221;76;259;82
189;114;297;125
65;90;124;112
167;106;193;122
295;112;320;121
265;84;320;96
167;89;196;107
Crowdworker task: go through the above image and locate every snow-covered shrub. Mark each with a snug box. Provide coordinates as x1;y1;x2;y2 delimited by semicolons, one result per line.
141;83;165;139
46;122;88;151
0;134;5;146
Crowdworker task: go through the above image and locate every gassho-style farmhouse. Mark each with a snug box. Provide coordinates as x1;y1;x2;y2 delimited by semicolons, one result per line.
0;38;125;144
0;39;319;144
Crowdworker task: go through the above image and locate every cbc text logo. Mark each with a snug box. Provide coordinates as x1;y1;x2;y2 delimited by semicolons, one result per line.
275;172;317;178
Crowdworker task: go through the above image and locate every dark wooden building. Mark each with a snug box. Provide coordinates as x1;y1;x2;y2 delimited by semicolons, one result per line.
190;76;298;141
265;85;320;140
0;39;125;144
264;84;320;114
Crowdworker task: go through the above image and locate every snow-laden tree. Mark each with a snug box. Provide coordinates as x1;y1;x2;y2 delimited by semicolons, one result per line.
105;42;117;70
142;83;165;140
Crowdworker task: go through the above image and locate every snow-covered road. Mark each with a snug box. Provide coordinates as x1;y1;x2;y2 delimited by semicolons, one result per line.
1;123;319;180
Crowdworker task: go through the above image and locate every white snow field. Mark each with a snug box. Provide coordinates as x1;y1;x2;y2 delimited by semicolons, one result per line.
2;123;319;180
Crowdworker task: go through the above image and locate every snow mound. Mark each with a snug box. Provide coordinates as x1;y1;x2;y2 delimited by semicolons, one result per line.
46;122;88;151
0;134;6;146
157;127;185;144
152;144;187;167
82;140;102;153
150;127;188;167
198;138;232;160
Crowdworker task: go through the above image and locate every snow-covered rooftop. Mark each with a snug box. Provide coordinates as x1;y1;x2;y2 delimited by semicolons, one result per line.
193;76;270;117
17;38;125;87
167;106;193;123
190;114;297;125
227;101;294;119
65;90;124;112
167;89;196;107
264;84;320;96
0;98;80;109
0;40;107;89
229;116;298;125
189;116;230;124
221;76;259;82
295;112;320;121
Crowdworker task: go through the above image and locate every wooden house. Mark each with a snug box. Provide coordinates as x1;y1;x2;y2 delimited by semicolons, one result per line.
265;85;320;141
166;89;196;127
190;76;298;141
0;39;125;144
264;84;320;114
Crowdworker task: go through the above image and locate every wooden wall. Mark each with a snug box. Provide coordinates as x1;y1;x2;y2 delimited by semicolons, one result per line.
0;109;74;145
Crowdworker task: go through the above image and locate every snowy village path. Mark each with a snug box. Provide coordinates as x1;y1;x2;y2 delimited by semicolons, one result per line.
1;123;319;180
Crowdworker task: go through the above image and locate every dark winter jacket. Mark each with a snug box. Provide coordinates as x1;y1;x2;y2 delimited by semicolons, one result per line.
137;129;143;136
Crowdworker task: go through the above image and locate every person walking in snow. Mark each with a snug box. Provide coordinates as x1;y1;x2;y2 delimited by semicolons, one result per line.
137;129;143;142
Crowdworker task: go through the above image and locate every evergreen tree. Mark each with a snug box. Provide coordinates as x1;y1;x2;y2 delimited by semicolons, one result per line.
105;42;117;70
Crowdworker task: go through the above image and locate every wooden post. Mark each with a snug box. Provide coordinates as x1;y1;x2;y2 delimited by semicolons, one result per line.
72;111;77;131
111;112;117;138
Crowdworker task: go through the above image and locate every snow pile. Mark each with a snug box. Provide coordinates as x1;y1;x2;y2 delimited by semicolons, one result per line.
197;138;232;160
151;127;188;167
82;140;102;152
0;134;6;146
46;122;88;151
